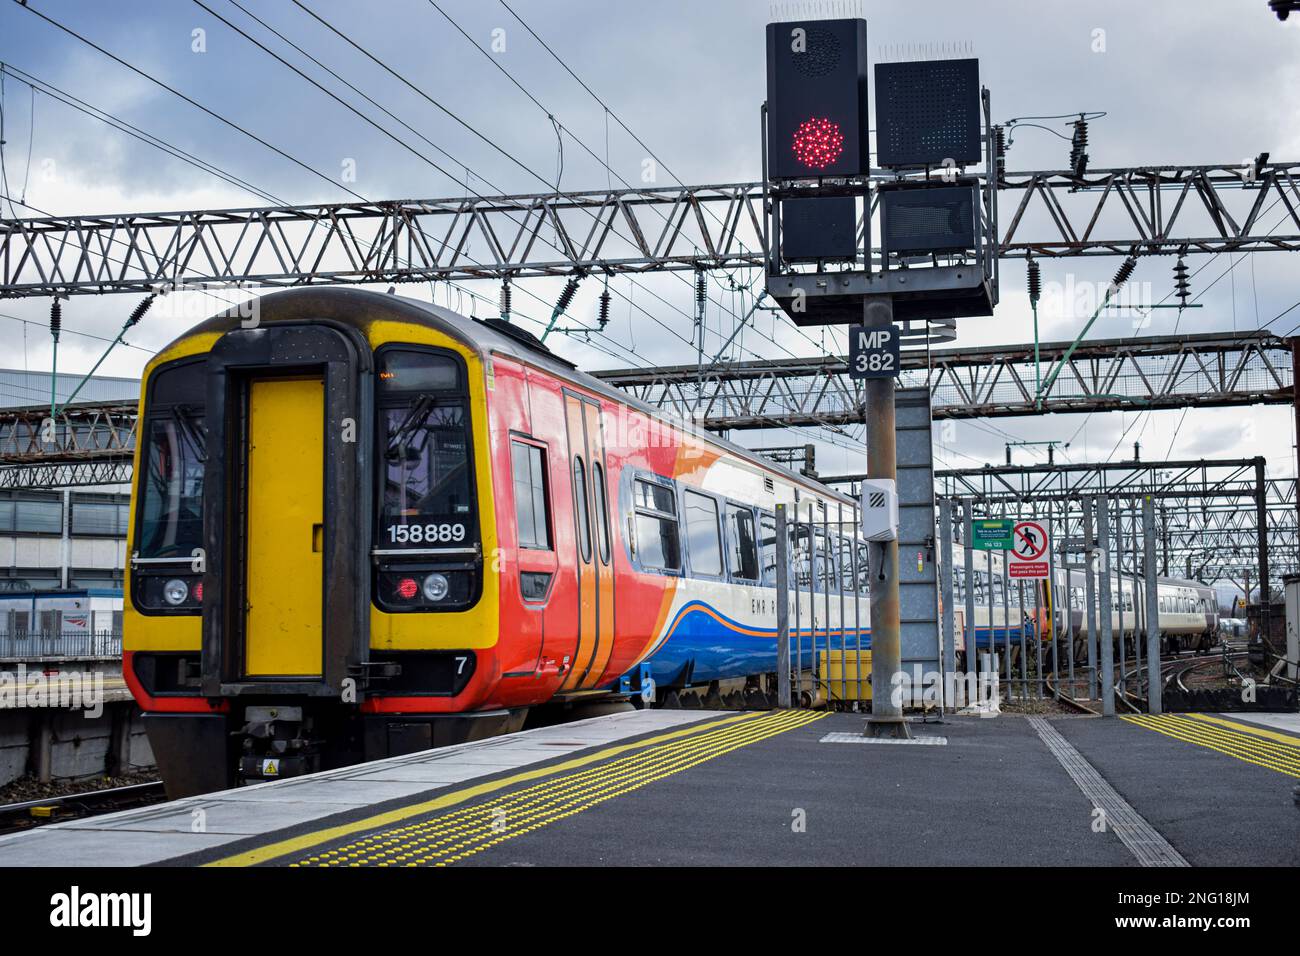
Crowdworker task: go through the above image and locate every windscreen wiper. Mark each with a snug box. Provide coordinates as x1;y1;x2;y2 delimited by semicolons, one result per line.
385;395;435;459
171;405;207;463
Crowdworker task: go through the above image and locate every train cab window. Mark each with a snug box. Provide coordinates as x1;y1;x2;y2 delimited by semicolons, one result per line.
684;490;723;577
511;441;551;550
633;477;681;572
726;504;759;582
135;361;206;562
592;462;611;564
759;512;778;586
573;457;592;563
377;348;476;548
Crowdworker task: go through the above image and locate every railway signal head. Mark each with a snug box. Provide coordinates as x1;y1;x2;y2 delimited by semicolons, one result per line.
765;18;869;179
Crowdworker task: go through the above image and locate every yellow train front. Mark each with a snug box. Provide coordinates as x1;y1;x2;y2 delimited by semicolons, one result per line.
124;289;534;797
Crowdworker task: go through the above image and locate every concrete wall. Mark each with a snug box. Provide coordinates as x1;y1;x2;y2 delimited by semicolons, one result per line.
0;702;154;787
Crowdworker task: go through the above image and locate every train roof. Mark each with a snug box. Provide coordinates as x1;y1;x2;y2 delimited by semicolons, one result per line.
171;287;856;507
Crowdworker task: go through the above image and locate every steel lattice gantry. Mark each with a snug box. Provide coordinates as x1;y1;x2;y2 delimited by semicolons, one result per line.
901;457;1295;594
0;401;136;489
592;330;1294;430
0;331;1294;489
2;163;1299;296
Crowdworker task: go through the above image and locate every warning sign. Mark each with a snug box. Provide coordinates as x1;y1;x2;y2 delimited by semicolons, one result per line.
1008;520;1049;579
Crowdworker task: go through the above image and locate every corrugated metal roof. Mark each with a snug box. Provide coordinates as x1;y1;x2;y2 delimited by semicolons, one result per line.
0;369;139;410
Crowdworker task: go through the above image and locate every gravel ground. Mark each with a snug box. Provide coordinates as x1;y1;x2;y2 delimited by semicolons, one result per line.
0;770;160;806
999;695;1095;716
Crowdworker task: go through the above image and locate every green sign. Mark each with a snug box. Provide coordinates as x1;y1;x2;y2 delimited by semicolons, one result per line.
972;519;1014;551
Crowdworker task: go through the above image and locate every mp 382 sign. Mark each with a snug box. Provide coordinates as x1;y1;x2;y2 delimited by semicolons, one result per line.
848;324;901;379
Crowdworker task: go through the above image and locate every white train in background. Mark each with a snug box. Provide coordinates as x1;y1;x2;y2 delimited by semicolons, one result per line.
952;550;1219;667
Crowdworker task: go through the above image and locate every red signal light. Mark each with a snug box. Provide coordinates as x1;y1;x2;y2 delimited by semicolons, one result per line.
396;577;419;600
791;117;845;170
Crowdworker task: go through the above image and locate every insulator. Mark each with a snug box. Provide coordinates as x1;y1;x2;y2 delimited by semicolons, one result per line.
695;270;707;306
597;289;611;330
499;280;512;319
1027;259;1041;306
49;299;62;339
994;125;1006;159
1112;256;1137;288
1173;257;1191;306
554;277;579;315
126;294;155;328
1069;118;1089;176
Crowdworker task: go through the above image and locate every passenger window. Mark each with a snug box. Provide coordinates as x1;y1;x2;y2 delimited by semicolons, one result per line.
510;441;550;550
633;477;681;572
840;538;855;592
726;504;759;581
573;457;591;562
684;490;723;576
592;461;611;563
759;513;777;586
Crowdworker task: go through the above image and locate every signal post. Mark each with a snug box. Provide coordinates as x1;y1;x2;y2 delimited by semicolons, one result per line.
762;14;998;735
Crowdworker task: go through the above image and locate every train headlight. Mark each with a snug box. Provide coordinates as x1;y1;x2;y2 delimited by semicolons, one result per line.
162;578;189;606
422;573;449;602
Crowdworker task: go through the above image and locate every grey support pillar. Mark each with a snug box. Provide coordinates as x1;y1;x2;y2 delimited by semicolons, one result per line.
1083;497;1099;700
864;296;907;737
776;503;791;709
1097;497;1116;717
963;498;976;680
939;498;956;704
1143;495;1162;715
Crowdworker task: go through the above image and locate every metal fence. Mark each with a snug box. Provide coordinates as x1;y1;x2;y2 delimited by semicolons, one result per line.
0;630;123;660
773;500;872;710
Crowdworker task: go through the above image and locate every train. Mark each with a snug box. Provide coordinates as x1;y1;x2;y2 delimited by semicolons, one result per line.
953;548;1220;667
125;288;898;796
123;288;1217;797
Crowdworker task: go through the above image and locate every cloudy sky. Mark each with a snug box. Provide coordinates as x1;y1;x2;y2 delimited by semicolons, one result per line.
1;0;1298;487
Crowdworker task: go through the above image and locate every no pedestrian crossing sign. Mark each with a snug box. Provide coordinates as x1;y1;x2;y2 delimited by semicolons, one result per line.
972;519;1013;550
1008;520;1049;579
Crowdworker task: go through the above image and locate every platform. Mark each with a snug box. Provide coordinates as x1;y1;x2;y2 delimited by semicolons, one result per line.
0;707;1295;867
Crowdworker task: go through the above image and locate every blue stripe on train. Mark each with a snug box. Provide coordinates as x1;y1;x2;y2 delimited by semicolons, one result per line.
641;600;1024;685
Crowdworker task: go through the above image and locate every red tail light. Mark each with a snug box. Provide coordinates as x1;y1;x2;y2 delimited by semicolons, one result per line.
194;581;204;602
395;577;419;600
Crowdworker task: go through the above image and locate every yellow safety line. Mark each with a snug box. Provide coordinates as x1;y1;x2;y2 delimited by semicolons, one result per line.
295;710;825;867
1122;714;1300;778
1153;714;1300;770
294;710;809;864
206;711;762;867
296;711;810;866
1184;712;1300;748
1124;715;1300;774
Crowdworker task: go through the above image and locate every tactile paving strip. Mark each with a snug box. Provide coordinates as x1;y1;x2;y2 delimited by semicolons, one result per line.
241;709;827;867
1028;716;1188;868
1122;713;1300;778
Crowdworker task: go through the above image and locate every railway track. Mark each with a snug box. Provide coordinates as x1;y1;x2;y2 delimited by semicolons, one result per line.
0;781;167;835
1045;643;1252;716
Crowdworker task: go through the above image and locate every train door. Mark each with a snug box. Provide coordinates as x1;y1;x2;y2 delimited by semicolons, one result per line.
243;376;325;677
561;392;615;691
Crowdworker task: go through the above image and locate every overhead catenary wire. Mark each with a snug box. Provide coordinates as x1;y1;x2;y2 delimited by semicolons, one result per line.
17;1;1028;457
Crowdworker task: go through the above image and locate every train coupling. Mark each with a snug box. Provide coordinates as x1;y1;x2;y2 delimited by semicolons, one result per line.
236;705;321;784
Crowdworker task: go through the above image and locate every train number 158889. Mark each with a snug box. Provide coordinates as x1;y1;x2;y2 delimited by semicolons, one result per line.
387;523;467;544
